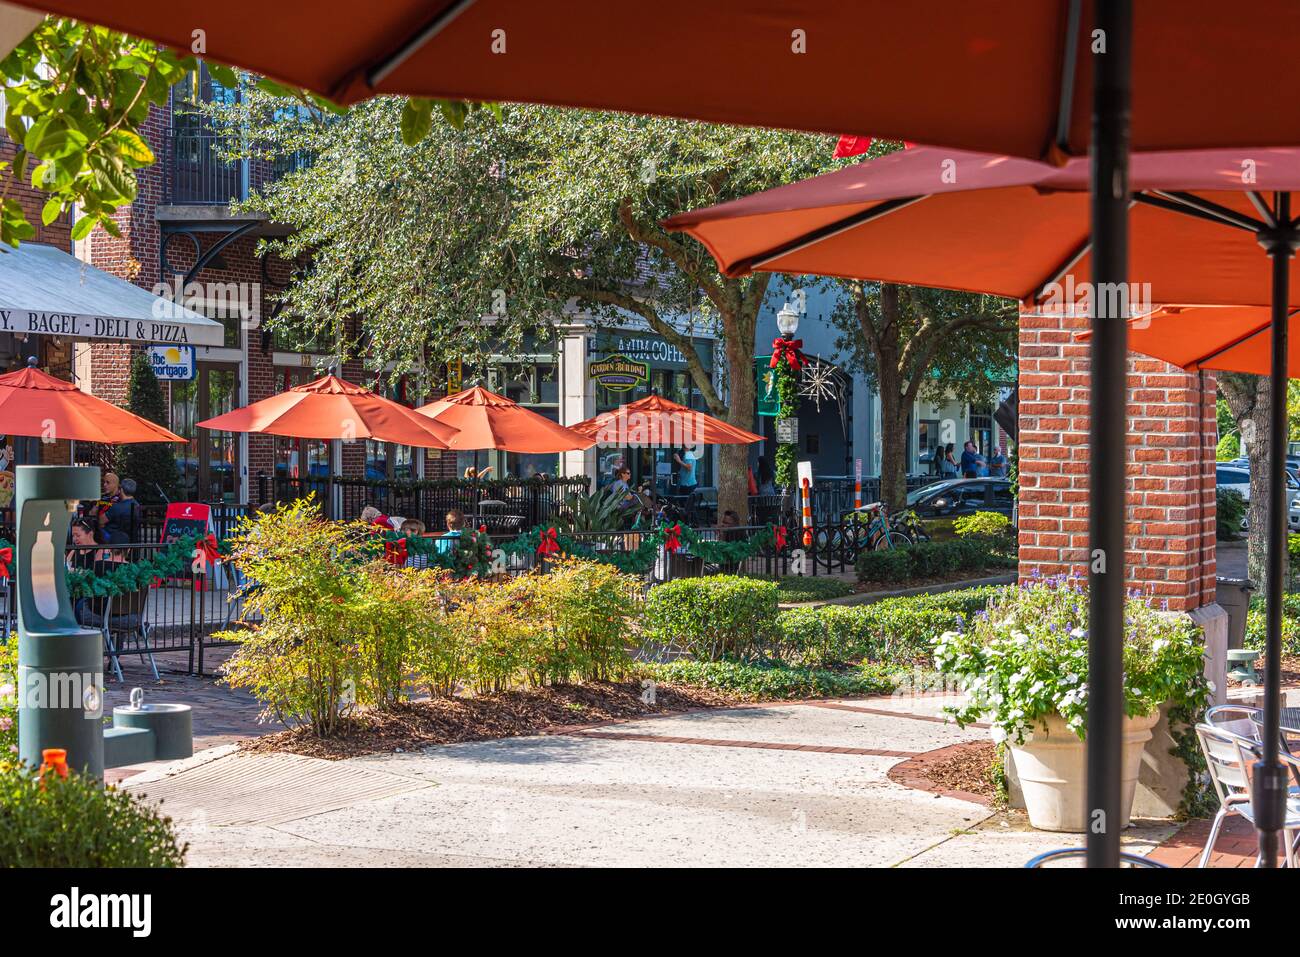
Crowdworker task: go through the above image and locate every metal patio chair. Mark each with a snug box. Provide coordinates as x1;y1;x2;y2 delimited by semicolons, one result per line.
1025;848;1166;868
1195;716;1300;867
88;584;158;683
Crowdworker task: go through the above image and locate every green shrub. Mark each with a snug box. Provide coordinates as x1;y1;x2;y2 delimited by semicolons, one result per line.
1244;607;1300;656
1217;488;1246;540
0;639;15;761
754;575;853;604
953;511;1011;539
1216;432;1240;461
854;548;912;583
772;587;1008;668
525;558;641;683
937;578;1210;743
855;536;1013;584
642;575;778;661
0;763;186;867
641;659;894;700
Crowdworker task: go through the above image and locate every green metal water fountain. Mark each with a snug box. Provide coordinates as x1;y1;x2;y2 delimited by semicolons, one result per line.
15;465;192;775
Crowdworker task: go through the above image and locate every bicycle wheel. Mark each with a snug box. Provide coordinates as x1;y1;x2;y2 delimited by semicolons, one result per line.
873;530;912;550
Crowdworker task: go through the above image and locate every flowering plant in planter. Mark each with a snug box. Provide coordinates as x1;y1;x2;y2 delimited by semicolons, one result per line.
934;576;1210;744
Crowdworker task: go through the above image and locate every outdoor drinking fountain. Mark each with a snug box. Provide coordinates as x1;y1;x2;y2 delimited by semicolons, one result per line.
15;465;192;777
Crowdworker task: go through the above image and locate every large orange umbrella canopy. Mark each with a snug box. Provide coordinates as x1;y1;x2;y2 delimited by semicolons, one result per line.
15;2;1300;160
571;394;763;447
0;362;183;443
1078;306;1300;376
415;386;593;453
665;146;1300;308
197;374;456;447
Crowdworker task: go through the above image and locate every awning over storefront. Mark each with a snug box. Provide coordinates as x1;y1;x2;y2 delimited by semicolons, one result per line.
0;243;226;347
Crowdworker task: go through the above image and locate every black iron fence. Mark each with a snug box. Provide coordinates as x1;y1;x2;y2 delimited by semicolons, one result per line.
261;473;592;530
1;541;251;678
749;475;945;526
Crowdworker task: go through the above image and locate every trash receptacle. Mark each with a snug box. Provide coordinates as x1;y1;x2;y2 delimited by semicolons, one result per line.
1215;577;1256;651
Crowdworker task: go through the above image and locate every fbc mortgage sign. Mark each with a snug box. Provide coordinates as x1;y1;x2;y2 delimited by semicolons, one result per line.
146;345;196;381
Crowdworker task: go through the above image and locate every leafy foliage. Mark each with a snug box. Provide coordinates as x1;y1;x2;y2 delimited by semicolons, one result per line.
953;510;1012;539
1216;488;1246;541
0;639;15;762
642;576;779;661
751;574;852;604
936;577;1210;744
855;536;1013;583
0;762;186;867
0;19;195;245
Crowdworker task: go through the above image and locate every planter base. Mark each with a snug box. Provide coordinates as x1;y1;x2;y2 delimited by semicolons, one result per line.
1008;711;1160;833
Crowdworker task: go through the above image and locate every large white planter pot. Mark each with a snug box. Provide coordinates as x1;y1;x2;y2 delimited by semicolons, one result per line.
1008;710;1161;833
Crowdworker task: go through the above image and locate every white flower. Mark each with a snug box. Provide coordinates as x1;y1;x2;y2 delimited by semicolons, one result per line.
990;726;1007;743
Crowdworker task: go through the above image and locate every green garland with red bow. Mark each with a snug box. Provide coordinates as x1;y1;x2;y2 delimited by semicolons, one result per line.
771;335;803;489
499;522;788;576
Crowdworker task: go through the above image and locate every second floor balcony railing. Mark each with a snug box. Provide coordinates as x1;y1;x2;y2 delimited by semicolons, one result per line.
168;126;314;206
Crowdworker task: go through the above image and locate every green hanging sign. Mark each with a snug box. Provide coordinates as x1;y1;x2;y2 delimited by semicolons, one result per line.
755;356;780;416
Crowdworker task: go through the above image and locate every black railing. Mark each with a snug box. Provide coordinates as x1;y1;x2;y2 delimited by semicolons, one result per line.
0;541;251;677
170;127;245;204
0;503;251;546
748;475;945;525
262;474;592;529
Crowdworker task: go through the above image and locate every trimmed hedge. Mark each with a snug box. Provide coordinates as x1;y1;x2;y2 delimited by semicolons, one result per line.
642;575;779;661
641;659;895;700
749;575;854;604
855;536;1013;584
773;585;1011;668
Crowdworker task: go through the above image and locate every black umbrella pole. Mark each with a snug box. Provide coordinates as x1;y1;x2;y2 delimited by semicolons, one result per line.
1254;213;1295;867
1086;0;1131;869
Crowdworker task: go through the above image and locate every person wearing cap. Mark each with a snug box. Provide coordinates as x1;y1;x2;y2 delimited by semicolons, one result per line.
99;477;142;545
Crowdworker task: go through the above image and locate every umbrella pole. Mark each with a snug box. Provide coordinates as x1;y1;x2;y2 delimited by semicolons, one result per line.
1086;0;1131;869
1254;198;1296;867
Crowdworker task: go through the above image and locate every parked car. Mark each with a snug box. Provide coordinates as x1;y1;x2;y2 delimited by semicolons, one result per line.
1217;465;1300;531
899;477;1015;539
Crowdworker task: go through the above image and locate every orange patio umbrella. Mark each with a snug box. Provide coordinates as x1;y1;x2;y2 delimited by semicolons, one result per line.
414;386;592;453
15;1;1300;162
0;360;183;444
197;374;456;447
668;142;1300;864
1080;306;1300;376
571;394;764;447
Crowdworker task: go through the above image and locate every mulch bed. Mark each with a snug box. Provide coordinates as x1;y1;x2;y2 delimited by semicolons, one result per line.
888;739;998;806
923;739;998;800
239;681;745;760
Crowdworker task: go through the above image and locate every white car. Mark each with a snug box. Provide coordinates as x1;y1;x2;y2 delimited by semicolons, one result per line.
1217;465;1300;531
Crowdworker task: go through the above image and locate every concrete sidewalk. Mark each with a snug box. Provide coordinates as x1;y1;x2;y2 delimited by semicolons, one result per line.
125;693;1175;868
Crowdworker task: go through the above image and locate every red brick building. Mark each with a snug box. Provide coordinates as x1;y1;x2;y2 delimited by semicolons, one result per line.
1016;307;1219;617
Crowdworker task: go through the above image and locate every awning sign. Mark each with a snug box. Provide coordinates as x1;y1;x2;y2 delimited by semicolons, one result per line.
147;345;196;380
0;310;219;346
589;354;648;392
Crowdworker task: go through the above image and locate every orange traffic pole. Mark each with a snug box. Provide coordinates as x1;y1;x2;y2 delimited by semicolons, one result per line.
800;477;813;548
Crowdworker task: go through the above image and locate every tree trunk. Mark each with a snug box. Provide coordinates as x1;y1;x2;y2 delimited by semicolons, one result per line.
1219;372;1281;591
719;320;757;522
877;387;909;510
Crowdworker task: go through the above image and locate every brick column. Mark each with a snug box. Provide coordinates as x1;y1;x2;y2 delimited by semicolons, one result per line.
1017;308;1217;612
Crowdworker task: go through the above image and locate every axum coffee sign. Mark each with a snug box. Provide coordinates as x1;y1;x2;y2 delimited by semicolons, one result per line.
0;309;218;346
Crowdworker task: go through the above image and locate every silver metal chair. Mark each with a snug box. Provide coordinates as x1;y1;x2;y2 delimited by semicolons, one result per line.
1195;718;1300;867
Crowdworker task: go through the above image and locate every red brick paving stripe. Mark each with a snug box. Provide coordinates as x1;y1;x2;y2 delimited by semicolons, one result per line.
801;700;991;729
570;730;916;757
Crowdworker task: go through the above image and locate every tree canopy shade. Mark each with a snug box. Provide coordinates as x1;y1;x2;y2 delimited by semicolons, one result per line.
216;94;845;515
829;282;1017;508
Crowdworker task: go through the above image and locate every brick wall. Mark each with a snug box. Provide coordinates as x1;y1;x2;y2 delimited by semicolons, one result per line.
1017;309;1217;611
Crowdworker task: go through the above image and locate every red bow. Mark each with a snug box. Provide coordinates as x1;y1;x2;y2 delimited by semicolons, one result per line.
478;525;487;535
0;546;10;579
833;136;917;158
770;337;804;371
774;526;787;550
385;538;408;565
537;527;561;558
663;524;682;553
193;534;221;570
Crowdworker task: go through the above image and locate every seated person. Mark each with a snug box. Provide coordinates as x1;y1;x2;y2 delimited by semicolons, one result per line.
719;509;743;542
400;518;429;569
435;509;464;555
67;519;105;570
360;505;394;529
